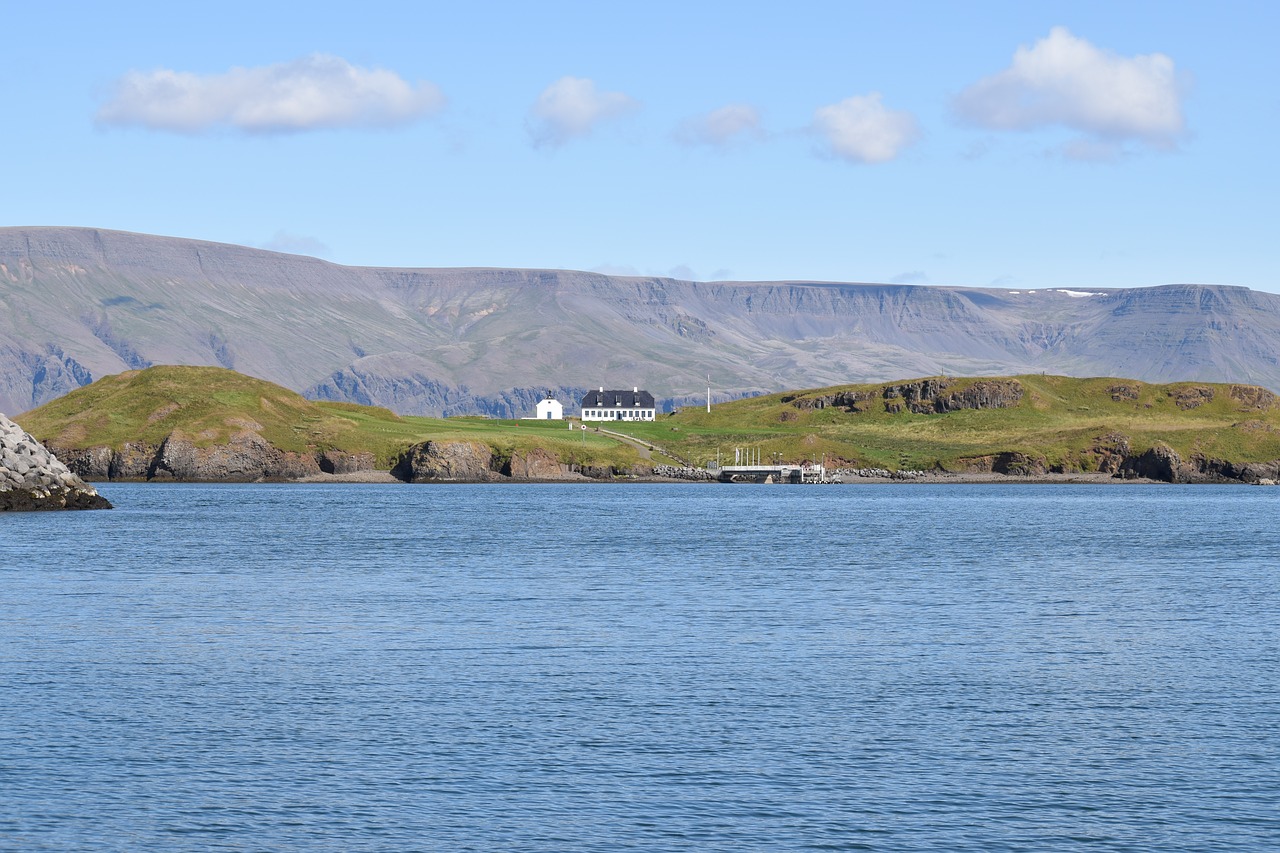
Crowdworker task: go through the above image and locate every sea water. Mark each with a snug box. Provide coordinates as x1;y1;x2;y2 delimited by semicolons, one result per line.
1;483;1277;851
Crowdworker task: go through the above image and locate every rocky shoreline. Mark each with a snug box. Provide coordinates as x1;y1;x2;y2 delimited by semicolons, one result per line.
1;414;111;510
35;434;1280;487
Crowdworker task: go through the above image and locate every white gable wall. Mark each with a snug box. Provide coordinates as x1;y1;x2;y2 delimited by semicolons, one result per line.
535;398;564;420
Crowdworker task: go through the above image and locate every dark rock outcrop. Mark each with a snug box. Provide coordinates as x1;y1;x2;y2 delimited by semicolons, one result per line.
1088;433;1132;474
1174;386;1214;410
1112;442;1278;483
1229;385;1278;410
148;432;321;481
882;378;1023;414
991;451;1048;476
318;449;376;474
788;390;877;412
957;434;1280;484
504;447;580;480
1;413;110;510
55;433;322;482
57;441;159;480
392;440;498;482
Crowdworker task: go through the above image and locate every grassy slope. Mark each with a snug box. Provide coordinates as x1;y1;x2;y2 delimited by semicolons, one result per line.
611;375;1280;471
15;366;644;470
17;368;1280;475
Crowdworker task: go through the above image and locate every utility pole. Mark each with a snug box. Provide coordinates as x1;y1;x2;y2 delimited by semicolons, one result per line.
706;374;711;413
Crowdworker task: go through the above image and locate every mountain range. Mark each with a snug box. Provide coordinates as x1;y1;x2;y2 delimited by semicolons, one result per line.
3;226;1278;417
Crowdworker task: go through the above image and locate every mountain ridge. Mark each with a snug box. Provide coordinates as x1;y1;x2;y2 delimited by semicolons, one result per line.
3;226;1278;416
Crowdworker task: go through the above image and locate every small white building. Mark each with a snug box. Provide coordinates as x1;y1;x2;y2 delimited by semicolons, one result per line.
534;393;564;420
580;387;656;422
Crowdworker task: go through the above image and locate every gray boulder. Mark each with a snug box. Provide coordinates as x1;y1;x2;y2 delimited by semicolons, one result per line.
0;413;111;510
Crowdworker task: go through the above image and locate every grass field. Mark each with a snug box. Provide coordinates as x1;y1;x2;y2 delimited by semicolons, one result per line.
605;374;1280;472
17;368;1280;475
16;366;645;471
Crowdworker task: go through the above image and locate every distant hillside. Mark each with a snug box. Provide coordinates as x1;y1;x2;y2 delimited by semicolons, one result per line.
4;226;1280;416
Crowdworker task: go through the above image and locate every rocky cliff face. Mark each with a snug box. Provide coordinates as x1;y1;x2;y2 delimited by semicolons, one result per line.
5;227;1280;416
952;431;1280;484
390;440;646;482
0;413;110;510
390;440;499;482
883;378;1023;414
788;378;1023;415
53;432;372;482
1116;443;1280;484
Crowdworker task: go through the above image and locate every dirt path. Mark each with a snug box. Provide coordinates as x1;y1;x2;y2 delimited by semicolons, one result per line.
593;427;653;459
589;425;696;465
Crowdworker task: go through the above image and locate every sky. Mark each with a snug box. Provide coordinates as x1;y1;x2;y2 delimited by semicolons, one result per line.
4;1;1278;292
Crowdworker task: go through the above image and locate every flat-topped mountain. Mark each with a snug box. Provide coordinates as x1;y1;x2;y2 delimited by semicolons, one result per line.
4;226;1279;416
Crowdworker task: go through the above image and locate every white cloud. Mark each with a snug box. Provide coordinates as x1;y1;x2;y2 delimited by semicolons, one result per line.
526;76;637;148
811;93;919;164
96;54;445;134
675;103;763;148
954;27;1186;149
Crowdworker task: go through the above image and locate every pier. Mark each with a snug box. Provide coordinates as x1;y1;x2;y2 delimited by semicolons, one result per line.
709;463;828;484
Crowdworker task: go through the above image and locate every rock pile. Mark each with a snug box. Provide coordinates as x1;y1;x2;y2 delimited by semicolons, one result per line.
1;414;111;510
836;467;930;480
652;464;717;481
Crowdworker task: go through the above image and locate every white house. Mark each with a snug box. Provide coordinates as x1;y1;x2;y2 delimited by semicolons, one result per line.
580;387;656;422
534;393;564;420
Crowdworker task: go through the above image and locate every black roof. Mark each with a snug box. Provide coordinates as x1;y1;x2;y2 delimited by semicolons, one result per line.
579;389;656;408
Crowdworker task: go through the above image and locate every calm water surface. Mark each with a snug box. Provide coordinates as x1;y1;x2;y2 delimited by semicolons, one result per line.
2;483;1278;851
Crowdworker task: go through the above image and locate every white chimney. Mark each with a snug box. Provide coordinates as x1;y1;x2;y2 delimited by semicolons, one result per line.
633;386;638;393
599;386;604;392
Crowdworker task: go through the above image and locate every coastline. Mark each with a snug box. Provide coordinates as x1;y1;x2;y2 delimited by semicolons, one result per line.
109;470;1179;485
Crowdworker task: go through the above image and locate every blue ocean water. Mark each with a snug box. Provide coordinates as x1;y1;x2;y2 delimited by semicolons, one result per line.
1;483;1277;851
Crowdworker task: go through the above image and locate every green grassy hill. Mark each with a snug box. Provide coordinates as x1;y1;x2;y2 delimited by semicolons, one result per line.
15;366;645;471
614;375;1280;473
17;368;1280;479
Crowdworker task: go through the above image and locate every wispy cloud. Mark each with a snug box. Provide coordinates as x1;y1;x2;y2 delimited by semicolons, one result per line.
590;263;641;277
675;103;764;148
891;270;930;285
811;93;920;164
953;27;1187;155
258;231;329;257
96;54;445;134
526;76;637;148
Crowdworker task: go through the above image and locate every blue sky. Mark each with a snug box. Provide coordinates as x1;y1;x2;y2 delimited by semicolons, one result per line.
4;1;1278;291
